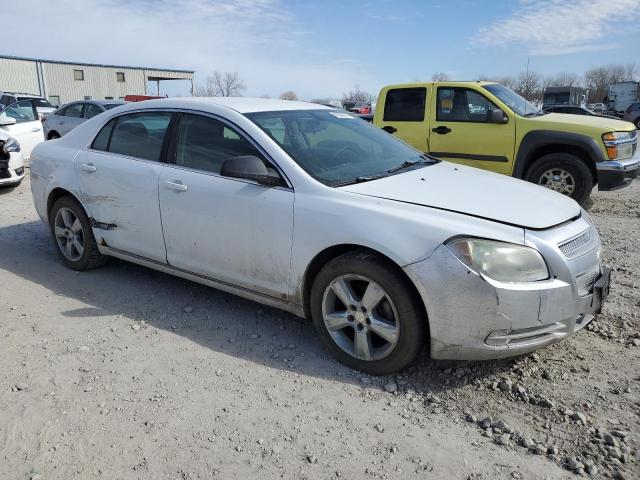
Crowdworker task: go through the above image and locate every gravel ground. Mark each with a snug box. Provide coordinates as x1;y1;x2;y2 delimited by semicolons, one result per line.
1;174;638;480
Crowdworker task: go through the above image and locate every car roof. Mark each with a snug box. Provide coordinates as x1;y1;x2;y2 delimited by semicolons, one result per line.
88;100;126;105
117;97;333;114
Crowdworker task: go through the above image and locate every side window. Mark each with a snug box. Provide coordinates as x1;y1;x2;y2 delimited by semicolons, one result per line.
383;88;426;121
91;118;116;151
436;88;498;122
2;100;37;123
0;95;13;107
108;112;172;161
84;104;104;119
174;114;264;174
63;103;84;118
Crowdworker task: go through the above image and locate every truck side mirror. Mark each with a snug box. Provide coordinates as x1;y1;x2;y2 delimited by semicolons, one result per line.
488;109;508;124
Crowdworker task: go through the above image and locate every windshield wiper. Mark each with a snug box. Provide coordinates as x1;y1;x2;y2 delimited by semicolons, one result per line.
387;157;434;174
332;175;382;187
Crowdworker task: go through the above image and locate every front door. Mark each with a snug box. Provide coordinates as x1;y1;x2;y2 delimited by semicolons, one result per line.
158;113;294;299
75;111;172;262
54;102;86;136
0;100;44;159
428;86;515;175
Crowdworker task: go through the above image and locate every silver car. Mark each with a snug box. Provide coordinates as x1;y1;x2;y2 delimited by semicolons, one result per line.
43;100;125;139
29;98;610;374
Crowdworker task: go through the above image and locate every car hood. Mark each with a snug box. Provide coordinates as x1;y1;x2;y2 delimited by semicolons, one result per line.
531;112;636;131
338;162;581;230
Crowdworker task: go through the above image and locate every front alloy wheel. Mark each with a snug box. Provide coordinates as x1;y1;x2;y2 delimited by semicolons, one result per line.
311;250;426;375
322;274;399;361
537;168;576;196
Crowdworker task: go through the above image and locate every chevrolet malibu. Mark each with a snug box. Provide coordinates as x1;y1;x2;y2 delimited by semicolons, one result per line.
29;98;610;374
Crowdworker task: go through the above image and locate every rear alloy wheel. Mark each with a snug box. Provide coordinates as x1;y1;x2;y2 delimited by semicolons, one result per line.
525;152;593;205
49;196;107;270
311;250;426;375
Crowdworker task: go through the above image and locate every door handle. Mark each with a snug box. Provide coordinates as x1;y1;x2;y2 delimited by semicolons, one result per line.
432;126;451;135
382;126;397;134
31;127;41;132
80;163;97;173
164;180;188;192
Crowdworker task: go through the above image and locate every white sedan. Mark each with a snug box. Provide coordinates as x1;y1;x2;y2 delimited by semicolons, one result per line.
29;98;608;374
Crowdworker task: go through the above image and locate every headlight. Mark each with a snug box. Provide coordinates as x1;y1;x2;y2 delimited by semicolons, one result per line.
602;131;636;160
446;238;549;283
3;137;21;153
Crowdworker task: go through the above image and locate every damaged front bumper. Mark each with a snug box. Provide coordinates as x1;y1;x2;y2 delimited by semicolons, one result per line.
404;215;607;360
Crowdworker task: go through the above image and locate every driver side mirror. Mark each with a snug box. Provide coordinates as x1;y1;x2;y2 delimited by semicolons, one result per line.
0;114;17;126
220;155;283;187
488;109;508;124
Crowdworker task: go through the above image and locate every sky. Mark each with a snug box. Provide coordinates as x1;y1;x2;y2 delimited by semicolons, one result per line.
4;0;640;99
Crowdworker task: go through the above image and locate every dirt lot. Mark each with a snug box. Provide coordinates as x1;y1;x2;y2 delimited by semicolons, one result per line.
1;174;638;480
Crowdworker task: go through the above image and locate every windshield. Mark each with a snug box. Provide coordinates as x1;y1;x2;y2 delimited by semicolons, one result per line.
483;84;541;116
19;97;53;108
246;109;436;186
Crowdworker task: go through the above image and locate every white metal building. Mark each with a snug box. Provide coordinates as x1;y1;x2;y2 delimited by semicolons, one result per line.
0;55;194;106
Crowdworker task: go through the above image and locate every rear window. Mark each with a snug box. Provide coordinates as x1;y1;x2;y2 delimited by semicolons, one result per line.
91;112;172;161
383;88;426;122
104;103;122;110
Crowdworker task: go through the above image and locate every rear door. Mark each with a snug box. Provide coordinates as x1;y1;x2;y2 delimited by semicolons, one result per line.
428;85;515;175
75;111;172;262
376;87;430;152
57;103;86;135
0;100;44;159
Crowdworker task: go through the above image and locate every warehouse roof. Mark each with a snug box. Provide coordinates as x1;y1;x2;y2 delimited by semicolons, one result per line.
0;54;194;75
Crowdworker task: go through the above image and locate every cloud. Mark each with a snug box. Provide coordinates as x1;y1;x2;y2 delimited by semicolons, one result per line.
2;0;377;99
474;0;640;56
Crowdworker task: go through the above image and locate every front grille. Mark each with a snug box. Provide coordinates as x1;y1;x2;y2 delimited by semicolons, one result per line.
559;229;592;258
575;264;600;297
0;169;10;179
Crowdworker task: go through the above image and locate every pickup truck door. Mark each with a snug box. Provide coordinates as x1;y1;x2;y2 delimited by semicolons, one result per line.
375;87;430;152
428;86;515;175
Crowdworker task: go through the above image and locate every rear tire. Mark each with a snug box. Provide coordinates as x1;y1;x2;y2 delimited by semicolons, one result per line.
525;153;593;205
48;131;60;140
635;118;640;129
310;250;426;375
49;196;107;270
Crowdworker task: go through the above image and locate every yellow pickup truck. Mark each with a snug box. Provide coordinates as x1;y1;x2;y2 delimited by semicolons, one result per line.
373;82;639;204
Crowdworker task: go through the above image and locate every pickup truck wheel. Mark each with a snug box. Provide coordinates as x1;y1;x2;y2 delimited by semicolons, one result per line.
310;250;426;375
49;196;107;271
525;153;593;205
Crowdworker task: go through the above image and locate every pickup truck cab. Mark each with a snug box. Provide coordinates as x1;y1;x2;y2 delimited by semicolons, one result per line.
374;82;639;204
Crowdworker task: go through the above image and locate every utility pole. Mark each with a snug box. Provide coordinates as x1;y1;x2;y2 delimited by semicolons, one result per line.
525;57;530;100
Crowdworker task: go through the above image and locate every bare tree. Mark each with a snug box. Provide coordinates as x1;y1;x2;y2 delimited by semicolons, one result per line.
431;72;450;82
545;72;582;88
341;85;373;104
515;70;542;101
193;71;246;97
279;91;298;101
584;66;610;103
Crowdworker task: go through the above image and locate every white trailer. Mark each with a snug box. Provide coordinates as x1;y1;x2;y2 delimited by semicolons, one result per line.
607;81;640;116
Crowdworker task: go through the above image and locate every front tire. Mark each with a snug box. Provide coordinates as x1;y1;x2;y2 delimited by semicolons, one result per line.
310;250;426;375
525;153;593;205
49;196;107;270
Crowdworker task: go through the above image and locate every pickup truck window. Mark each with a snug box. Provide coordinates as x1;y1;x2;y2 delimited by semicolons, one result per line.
483;84;541;117
436;87;499;123
247;109;435;186
383;88;426;121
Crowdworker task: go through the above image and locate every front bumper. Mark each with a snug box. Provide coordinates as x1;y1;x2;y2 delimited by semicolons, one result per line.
596;147;640;191
0;152;26;186
404;215;606;360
